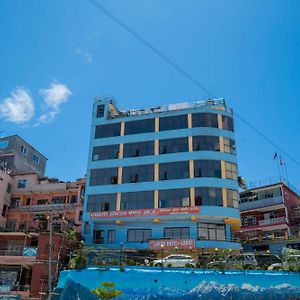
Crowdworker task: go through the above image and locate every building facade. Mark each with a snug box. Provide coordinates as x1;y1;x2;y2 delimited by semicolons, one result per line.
82;97;241;251
237;180;300;253
0;174;85;298
0;135;47;177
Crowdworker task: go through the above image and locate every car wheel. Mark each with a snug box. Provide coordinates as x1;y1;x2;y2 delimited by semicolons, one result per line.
156;263;163;267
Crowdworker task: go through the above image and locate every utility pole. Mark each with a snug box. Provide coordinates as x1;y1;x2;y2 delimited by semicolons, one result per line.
48;212;53;300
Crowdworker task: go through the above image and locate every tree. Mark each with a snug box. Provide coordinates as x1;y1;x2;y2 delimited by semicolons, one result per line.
91;282;123;300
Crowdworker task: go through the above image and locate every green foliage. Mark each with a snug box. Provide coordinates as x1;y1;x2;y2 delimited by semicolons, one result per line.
167;263;172;268
91;282;123;300
185;263;193;268
69;241;88;270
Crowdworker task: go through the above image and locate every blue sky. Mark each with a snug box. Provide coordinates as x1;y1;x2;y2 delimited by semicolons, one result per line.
1;0;300;188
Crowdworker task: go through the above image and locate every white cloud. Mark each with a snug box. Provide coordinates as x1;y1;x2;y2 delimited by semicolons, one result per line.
39;82;71;110
0;87;35;124
35;82;71;126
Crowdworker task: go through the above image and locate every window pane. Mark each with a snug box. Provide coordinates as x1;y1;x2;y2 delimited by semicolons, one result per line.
127;229;152;242
95;123;121;139
123;141;154;158
195;187;223;206
193;136;220;151
164;227;190;239
159;161;189;180
222;115;234;131
122;164;154;183
159;115;188;131
121;191;154;210
159;137;188;154
90;168;118;186
192;113;218;128
194;160;221;178
87;194;117;212
197;223;225;241
125;119;155;135
92;144;119;161
223;138;236;154
159;188;190;208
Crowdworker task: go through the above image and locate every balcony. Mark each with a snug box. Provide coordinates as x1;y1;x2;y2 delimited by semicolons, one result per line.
0;246;37;257
20;203;70;212
258;217;287;226
239;196;284;211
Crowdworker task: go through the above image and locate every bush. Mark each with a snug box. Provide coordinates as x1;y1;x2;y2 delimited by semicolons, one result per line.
167;263;172;268
91;282;123;300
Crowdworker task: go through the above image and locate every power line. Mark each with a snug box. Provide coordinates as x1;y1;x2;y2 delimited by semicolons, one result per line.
87;0;300;170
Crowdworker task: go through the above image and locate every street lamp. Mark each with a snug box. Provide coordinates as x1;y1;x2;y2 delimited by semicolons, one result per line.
119;242;123;269
160;244;164;267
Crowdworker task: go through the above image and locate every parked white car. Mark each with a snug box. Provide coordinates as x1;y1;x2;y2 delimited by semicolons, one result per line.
268;254;300;271
153;254;196;268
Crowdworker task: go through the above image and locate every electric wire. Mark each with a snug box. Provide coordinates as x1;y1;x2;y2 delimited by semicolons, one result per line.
87;0;300;170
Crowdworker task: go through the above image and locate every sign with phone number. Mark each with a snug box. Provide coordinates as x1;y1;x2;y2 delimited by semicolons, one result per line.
149;239;195;250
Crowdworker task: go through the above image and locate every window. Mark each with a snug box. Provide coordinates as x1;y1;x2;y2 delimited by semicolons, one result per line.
127;229;152;242
227;190;239;208
159;137;188;154
159;115;188;131
222;115;234;131
20;145;28;155
70;195;77;204
193;136;220;151
122;164;154;183
79;211;83;221
90;168;118;186
264;191;274;198
93;230;104;244
124;119;155;135
87;194;117;212
225;162;238;180
95;123;121;139
121;191;154;210
1;204;8;217
10;197;20;208
159;188;190;208
32;155;40;164
37;199;48;205
96;105;105;118
5;220;16;231
52;197;66;204
164;227;190;239
25;198;31;206
195;187;223;206
17;180;27;188
242;216;256;226
0;140;8;149
194;160;221;178
197;223;226;241
223;138;236;154
159;161;189;181
107;230;116;243
92;144;119;161
6;183;12;193
192;113;218;128
123;141;154;158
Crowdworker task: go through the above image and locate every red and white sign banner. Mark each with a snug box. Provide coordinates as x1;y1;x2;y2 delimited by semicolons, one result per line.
90;206;200;219
149;239;195;250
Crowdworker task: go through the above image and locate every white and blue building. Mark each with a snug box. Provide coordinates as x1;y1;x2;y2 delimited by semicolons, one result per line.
82;97;241;251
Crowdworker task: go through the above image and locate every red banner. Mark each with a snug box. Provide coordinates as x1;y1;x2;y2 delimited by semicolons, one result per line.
149;239;195;250
90;206;200;219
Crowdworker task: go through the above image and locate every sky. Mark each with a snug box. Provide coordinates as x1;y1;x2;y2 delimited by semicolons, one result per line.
0;0;300;189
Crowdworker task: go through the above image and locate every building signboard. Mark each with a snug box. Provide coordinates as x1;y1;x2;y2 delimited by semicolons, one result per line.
90;206;200;219
149;239;195;250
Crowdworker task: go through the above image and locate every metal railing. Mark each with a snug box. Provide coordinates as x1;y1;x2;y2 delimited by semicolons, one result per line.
0;246;37;257
258;217;287;226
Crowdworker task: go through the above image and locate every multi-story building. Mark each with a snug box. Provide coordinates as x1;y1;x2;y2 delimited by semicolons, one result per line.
0;170;12;229
238;179;300;253
0;174;85;298
0;135;47;177
82;97;241;251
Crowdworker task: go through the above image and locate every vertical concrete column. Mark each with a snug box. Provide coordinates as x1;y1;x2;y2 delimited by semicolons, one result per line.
221;161;226;179
217;114;223;129
188;114;195;207
118;121;124;183
222;188;227;207
116;193;121;211
219;136;224;152
190;188;195;206
154;190;159;209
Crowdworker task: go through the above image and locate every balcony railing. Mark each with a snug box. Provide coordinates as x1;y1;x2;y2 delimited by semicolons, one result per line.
0;246;37;256
258;217;287;226
20;203;68;212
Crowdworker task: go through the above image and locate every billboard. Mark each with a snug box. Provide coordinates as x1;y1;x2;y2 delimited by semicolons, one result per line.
90;206;200;219
149;239;195;250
